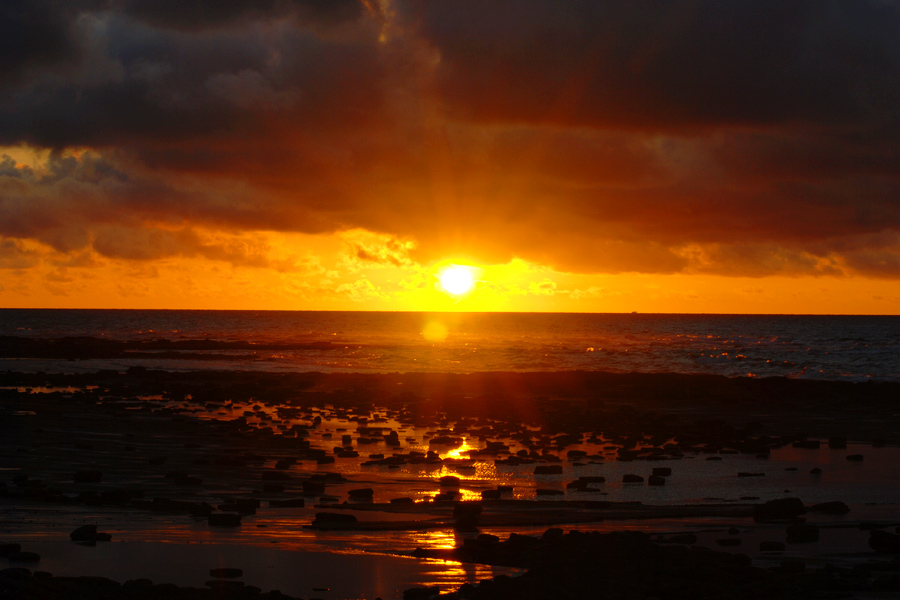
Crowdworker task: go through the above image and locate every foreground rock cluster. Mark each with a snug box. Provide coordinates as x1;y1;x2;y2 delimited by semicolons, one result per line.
3;527;898;600
2;368;898;599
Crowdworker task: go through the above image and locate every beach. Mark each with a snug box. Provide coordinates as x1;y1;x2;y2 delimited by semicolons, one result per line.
2;367;898;599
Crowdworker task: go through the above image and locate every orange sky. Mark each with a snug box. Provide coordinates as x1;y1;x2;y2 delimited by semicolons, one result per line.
1;1;898;314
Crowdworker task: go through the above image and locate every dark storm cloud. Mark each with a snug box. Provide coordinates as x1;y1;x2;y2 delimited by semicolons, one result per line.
121;0;362;31
0;0;897;279
0;7;383;150
415;0;900;130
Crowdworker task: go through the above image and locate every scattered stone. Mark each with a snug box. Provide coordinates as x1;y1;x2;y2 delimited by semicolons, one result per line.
269;498;305;508
869;530;900;554
348;488;374;500
70;525;98;542
808;501;850;515
403;585;440;600
753;498;806;521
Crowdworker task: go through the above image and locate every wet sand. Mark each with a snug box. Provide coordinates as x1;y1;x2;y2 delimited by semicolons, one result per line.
1;369;898;598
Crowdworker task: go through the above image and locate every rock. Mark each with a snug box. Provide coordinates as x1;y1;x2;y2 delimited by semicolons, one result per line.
0;544;21;558
207;513;242;526
578;476;605;484
269;498;305;508
809;467;822;475
348;488;374;500
737;472;764;477
535;488;564;495
651;467;672;477
209;568;243;578
439;476;461;487
69;525;98;542
869;530;900;554
403;585;440;600
786;523;819;543
481;489;501;499
647;475;666;486
622;474;644;483
808;501;850;515
753;498;806;521
846;454;864;461
122;578;154;592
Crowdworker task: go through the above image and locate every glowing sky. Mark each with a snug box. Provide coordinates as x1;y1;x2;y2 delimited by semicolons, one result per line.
1;1;898;313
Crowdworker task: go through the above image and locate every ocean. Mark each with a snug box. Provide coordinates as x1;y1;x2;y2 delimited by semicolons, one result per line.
1;309;897;381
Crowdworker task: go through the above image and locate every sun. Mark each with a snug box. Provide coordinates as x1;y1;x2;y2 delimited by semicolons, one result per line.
439;266;474;295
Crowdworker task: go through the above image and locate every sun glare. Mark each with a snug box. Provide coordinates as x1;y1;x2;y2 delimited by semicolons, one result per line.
439;266;474;295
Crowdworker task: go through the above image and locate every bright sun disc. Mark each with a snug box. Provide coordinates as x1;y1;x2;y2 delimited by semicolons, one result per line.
440;266;474;295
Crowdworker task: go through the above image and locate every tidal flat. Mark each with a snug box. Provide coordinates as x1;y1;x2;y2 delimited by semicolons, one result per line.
1;369;898;599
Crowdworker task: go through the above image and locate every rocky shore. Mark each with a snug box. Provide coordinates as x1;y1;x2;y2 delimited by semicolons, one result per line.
2;368;898;599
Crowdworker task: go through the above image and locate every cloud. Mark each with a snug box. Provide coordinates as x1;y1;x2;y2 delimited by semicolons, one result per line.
0;0;896;283
414;0;900;131
335;278;388;301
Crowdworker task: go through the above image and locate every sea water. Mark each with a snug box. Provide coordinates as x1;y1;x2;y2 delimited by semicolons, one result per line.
1;309;897;380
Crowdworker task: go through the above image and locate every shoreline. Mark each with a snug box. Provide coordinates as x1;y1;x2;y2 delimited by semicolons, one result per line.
2;368;898;598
